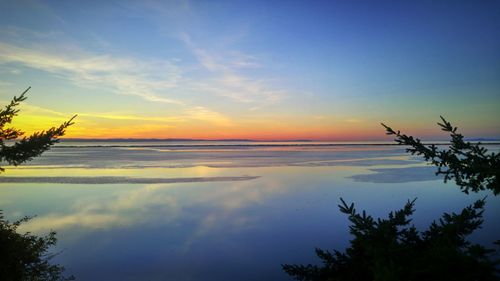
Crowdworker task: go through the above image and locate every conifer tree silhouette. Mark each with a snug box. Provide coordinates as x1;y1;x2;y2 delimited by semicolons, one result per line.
0;87;75;281
283;118;500;281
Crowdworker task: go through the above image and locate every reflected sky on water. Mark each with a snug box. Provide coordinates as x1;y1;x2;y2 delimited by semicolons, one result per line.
1;143;499;281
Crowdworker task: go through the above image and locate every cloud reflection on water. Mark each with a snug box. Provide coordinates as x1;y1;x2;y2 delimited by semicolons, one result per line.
16;175;286;237
2;144;499;281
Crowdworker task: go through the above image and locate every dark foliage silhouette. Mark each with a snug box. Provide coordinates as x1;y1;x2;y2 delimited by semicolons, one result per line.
283;118;500;281
0;87;76;172
0;213;74;281
382;116;499;195
283;198;499;281
0;87;75;280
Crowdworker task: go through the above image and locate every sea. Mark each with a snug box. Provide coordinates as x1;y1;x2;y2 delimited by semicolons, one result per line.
1;140;499;281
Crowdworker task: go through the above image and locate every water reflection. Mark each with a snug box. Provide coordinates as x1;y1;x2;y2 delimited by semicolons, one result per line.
1;145;499;281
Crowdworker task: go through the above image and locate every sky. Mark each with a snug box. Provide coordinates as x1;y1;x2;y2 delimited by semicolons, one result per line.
0;0;499;140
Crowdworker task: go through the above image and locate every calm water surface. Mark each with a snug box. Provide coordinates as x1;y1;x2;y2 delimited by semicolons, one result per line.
1;142;499;281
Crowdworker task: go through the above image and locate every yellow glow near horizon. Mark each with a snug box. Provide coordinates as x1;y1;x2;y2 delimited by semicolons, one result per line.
1;1;499;141
5;98;497;141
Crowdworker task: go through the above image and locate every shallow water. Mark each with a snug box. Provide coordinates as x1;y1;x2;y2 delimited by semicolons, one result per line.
1;142;499;281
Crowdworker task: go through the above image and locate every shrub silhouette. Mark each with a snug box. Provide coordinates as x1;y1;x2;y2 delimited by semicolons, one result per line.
0;87;75;172
382;116;499;195
0;213;75;281
283;118;500;281
0;87;75;280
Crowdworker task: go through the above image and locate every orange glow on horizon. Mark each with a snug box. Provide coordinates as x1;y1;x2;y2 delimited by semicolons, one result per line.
9;105;496;142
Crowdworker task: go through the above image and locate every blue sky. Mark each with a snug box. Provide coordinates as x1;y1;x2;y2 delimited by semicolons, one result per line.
0;0;499;139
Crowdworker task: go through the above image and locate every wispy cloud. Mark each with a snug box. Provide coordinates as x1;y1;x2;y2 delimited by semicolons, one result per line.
227;51;261;69
78;113;185;123
10;101;236;138
0;14;287;136
345;118;362;123
12;102;185;124
180;33;286;103
183;106;233;126
0;42;184;105
16;103;69;117
0;38;254;128
22;100;231;126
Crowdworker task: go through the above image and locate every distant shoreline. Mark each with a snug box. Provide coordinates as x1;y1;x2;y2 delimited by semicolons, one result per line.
59;138;500;142
60;138;314;142
52;141;500;148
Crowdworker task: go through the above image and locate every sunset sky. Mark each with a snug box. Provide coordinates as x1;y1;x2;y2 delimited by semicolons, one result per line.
0;0;499;140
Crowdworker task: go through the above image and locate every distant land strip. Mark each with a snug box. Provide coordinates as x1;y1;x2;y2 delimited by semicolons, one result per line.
0;176;260;184
51;142;500;148
59;138;500;142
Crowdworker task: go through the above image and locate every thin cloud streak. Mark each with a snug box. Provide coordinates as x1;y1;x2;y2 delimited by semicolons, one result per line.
11;100;233;136
180;32;287;103
0;42;184;105
183;106;233;127
13;102;185;123
0;39;259;129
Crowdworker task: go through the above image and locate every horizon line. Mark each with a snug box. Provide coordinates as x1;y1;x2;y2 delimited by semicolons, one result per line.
58;137;500;143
